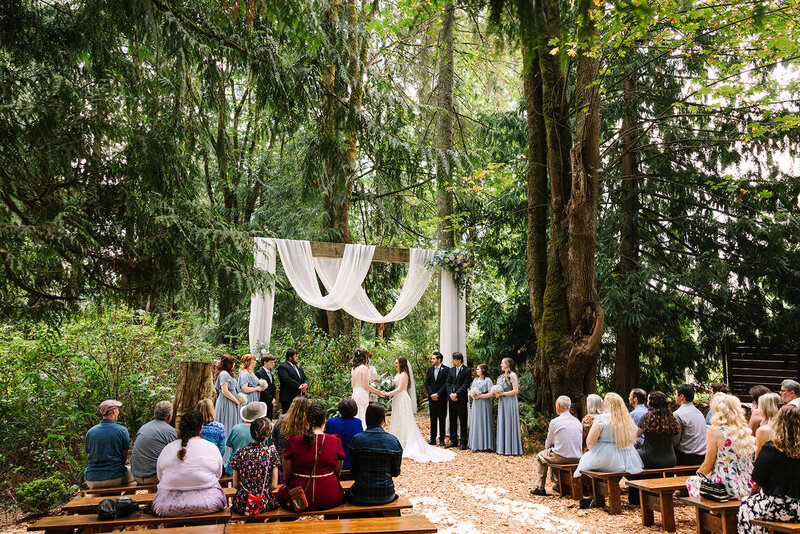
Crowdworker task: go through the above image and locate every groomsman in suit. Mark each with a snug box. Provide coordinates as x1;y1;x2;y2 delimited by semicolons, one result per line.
277;348;308;413
255;352;277;419
445;352;471;450
424;351;449;446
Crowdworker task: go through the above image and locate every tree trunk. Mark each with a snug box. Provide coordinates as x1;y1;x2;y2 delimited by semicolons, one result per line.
613;77;641;393
173;361;216;428
523;0;604;417
435;1;455;250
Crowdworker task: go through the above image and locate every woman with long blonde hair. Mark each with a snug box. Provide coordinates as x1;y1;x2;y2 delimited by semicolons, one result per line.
574;392;643;477
738;405;800;534
270;396;311;481
686;393;755;499
755;393;781;458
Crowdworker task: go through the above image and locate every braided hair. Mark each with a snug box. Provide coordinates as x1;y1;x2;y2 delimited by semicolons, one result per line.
303;403;327;447
177;410;203;462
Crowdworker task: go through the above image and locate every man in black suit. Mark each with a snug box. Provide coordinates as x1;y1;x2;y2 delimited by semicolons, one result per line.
277;348;308;413
445;352;471;450
424;351;449;446
255;352;277;419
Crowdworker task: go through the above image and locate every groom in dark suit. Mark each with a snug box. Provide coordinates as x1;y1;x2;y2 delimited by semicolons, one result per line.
277;348;308;413
424;351;449;446
445;352;471;450
255;352;277;419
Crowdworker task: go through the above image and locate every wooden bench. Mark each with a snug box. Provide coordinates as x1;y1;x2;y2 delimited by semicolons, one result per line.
85;476;234;496
627;475;689;532
63;487;237;514
583;465;699;514
28;508;232;534
230;495;413;521
751;519;800;533
547;463;585;499
227;515;437;533
679;496;739;534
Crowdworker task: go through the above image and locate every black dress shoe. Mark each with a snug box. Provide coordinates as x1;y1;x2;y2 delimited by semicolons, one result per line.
460;444;468;450
439;440;447;447
530;488;547;496
445;442;458;448
428;439;437;445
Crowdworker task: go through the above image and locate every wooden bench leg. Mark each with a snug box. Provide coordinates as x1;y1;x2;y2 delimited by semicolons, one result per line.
640;490;655;527
571;476;584;500
591;478;606;510
659;492;675;532
720;511;737;534
556;470;567;497
607;478;622;515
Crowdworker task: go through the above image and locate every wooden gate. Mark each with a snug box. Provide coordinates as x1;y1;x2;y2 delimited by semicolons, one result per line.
724;343;800;402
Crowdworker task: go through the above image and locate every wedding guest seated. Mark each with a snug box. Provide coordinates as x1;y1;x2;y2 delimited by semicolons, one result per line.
780;380;800;407
531;395;583;496
226;402;267;475
325;398;363;470
738;405;800;534
277;402;345;511
748;385;772;436
629;388;649;425
84;399;134;489
230;416;279;514
755;392;781;458
636;391;680;468
582;394;603;450
130;401;176;485
152;410;226;517
197;398;226;457
347;402;403;505
705;383;733;424
574;393;643;477
673;383;707;465
271;396;311;482
686;393;755;500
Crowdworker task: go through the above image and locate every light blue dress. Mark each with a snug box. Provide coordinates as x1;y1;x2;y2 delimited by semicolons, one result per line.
214;370;241;465
574;413;644;477
468;377;495;451
495;373;523;455
239;370;260;404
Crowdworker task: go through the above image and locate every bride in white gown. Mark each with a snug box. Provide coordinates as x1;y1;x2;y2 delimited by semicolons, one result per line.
351;348;383;430
381;357;456;463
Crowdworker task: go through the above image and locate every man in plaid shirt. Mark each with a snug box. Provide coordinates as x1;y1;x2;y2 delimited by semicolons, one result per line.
347;402;403;505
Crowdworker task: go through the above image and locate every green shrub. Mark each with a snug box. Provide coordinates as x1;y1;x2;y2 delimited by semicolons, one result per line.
15;474;75;514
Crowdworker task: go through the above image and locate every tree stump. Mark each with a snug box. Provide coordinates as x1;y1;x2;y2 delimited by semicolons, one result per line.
173;361;216;428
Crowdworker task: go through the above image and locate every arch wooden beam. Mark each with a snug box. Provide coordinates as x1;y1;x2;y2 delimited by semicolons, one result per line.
306;241;411;263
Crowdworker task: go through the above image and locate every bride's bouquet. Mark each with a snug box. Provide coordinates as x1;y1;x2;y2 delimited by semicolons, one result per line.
258;379;268;390
379;374;394;391
468;387;481;398
490;384;503;397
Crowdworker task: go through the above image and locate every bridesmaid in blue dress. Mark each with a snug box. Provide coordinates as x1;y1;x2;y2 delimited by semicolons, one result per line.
238;354;262;404
495;357;523;455
574;392;644;477
214;354;243;466
468;364;495;451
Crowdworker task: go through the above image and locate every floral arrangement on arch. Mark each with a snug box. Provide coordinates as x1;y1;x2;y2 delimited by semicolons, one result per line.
428;248;471;296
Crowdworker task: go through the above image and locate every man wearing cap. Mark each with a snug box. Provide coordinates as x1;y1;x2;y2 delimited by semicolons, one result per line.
84;400;133;489
424;351;449;446
255;352;277;419
225;402;267;475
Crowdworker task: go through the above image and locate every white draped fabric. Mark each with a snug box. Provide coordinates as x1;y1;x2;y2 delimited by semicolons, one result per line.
248;238;277;353
247;238;464;415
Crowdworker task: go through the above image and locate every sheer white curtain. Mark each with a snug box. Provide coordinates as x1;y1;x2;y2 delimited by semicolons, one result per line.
248;237;276;353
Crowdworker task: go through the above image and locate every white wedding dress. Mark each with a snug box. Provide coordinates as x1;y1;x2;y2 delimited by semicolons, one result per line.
351;365;371;430
388;373;456;463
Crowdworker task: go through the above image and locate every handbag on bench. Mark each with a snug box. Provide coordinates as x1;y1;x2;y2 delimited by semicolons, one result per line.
698;472;730;502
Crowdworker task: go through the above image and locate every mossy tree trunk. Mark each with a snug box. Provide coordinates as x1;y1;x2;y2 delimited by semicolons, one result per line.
520;0;604;416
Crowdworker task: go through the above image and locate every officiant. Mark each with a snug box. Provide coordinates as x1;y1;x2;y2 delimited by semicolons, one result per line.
256;352;277;419
277;348;308;413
